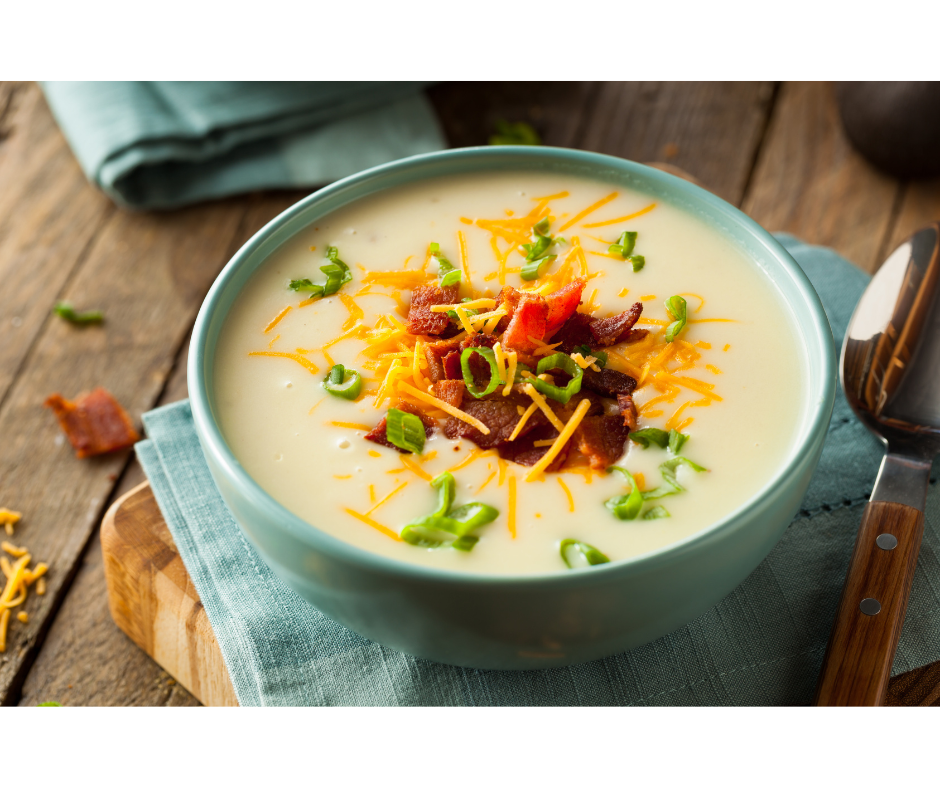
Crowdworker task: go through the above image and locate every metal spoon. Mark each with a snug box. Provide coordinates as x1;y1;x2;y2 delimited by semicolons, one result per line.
815;223;940;706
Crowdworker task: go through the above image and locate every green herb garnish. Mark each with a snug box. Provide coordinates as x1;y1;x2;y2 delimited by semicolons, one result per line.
489;120;541;146
668;429;689;455
608;231;637;258
322;364;362;400
520;254;556;281
385;408;426;454
605;466;644;520
627;255;645;273
36;701;62;707
526;353;583;404
643;506;671;520
560;538;610;569
401;472;499;551
53;302;103;324
572;345;607;368
641;456;708;500
289;246;352;300
460;346;505;398
664;295;688;342
430;242;462;287
628;427;670;449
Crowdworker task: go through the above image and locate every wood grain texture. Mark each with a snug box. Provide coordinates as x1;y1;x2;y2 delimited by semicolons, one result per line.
578;82;776;207
101;483;238;706
14;192;307;706
815;500;925;705
743;81;900;272
886;178;940;253
0;83;115;406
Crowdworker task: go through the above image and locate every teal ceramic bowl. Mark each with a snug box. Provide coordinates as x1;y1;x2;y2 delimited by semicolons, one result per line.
189;147;836;670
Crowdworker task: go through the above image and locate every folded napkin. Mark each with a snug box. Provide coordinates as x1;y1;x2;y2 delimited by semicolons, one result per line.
136;235;940;705
42;82;445;210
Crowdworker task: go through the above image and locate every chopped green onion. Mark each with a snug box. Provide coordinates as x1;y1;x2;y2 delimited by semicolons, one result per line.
520;254;556;281
605;466;644;520
527;353;583;404
385;408;426;454
668;429;689;454
460;347;505;398
628;255;645;273
560;538;610;569
431;243;462;286
523;232;553;262
608;231;638;258
533;217;550;236
643;506;671;520
642;456;708;500
629;428;670;449
488;120;541;146
513;362;534;382
36;701;63;707
572;345;607;368
289;246;352;300
401;472;499;551
53;302;103;324
322;364;362;400
664;295;688;342
446;296;479;321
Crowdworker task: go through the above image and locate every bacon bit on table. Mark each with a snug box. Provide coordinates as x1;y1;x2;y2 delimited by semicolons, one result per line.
44;387;139;458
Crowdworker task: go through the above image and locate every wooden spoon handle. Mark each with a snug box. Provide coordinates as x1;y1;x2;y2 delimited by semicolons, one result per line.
814;500;924;705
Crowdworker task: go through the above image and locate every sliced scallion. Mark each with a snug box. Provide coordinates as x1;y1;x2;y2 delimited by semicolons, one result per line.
289;246;352;300
520;254;556;281
385;408;426;454
527;353;583;404
608;231;638;259
629;428;670;449
668;429;689;455
628;255;645;273
400;472;499;551
322;364;362;400
664;295;688;342
643;506;670;520
460;346;505;398
560;538;610;569
605;466;644;520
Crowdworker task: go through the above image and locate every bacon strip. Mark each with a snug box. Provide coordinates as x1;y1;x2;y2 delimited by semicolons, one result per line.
589;302;643;347
407;284;460;336
574;415;631;470
543;277;586;337
501;295;549;353
44;388;139;459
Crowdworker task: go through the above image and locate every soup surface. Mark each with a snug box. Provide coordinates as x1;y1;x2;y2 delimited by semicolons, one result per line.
213;171;805;574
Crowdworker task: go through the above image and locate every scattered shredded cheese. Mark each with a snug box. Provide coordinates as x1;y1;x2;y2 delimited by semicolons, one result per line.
248;351;319;374
429;298;496;313
507;476;517;539
525;398;592;482
263;305;292;333
339;293;364;330
502;352;518;397
523;384;566;432
507;403;539;442
343;508;402;541
397;381;492;435
0;509;21;537
557;477;575;513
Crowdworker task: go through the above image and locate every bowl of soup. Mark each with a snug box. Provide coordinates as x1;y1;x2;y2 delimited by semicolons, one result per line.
189;147;835;670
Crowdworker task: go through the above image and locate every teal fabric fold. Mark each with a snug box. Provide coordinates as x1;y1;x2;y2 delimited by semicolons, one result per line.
136;235;940;705
41;82;446;210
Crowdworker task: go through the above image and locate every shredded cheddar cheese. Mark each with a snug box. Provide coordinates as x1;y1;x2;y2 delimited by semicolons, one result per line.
508;402;539;442
343;508;402;541
339;293;364;330
430;298;496;313
248;351;319;374
0;546;46;653
264;305;292;333
557;477;575;513
525;398;593;482
503;351;518;397
0;509;21;537
397;381;491;435
507;476;517;538
523;384;566;432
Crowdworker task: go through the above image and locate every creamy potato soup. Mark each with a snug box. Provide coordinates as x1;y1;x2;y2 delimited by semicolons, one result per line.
213;172;804;574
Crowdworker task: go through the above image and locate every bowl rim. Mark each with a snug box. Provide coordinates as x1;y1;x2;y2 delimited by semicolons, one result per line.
189;145;836;587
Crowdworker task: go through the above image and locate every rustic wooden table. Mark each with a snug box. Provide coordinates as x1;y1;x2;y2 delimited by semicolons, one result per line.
2;81;939;707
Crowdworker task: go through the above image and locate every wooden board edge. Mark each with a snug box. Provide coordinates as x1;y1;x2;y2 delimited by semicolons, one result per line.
101;481;239;706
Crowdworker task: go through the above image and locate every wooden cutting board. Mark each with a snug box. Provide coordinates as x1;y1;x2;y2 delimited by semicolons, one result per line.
101;482;239;706
101;481;940;707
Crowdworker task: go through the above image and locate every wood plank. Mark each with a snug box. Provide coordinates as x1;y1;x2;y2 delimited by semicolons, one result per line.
0;83;116;406
742;81;900;273
15;194;305;706
427;82;597;149
577;82;776;207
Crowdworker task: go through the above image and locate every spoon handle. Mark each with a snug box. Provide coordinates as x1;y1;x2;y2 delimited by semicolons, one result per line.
814;500;924;705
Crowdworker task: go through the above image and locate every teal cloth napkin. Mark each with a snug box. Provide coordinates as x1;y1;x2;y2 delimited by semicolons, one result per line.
136;234;940;705
41;82;445;210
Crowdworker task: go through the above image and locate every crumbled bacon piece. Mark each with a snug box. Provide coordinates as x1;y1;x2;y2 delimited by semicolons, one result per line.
364;404;435;454
497;424;570;470
493;286;524;332
581;368;637;398
574;415;631;470
617;393;638;431
430;380;465;409
442;350;463;380
589;302;643;347
543;277;586;337
551;312;597;353
442;395;547;449
424;338;462;382
501;294;549;352
407;284;460;336
44;388;139;459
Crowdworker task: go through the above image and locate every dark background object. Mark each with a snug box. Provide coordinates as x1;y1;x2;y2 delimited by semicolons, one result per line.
836;82;940;179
